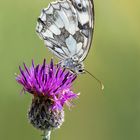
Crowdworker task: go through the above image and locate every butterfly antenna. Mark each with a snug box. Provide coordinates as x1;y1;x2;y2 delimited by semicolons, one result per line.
85;70;104;90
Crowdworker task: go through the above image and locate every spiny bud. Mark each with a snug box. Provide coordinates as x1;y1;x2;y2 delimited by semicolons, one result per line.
28;96;64;131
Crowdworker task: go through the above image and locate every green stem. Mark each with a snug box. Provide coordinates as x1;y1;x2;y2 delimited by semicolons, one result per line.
42;130;51;140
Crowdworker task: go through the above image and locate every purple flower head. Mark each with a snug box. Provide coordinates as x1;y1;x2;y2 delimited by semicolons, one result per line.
16;59;78;110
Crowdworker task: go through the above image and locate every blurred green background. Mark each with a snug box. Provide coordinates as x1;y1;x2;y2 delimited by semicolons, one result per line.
0;0;140;140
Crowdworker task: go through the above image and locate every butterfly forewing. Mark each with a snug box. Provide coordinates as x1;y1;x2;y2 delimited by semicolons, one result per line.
36;0;94;64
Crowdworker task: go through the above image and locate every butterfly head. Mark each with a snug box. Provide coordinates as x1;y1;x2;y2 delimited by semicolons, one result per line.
60;57;85;74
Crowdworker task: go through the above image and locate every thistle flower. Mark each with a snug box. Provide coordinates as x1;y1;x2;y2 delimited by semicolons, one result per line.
16;59;78;140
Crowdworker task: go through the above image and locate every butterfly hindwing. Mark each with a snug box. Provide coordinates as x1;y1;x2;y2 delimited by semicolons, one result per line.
70;0;94;61
36;0;94;62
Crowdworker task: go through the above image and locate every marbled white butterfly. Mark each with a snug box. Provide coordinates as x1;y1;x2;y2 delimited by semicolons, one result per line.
36;0;94;74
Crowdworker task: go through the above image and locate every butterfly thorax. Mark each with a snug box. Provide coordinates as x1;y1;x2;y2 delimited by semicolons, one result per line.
60;57;84;74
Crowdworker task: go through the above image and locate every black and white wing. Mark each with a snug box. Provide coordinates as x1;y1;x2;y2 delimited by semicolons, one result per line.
36;0;94;62
70;0;94;61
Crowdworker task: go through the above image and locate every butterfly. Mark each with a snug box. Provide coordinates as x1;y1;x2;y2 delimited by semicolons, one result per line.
36;0;94;74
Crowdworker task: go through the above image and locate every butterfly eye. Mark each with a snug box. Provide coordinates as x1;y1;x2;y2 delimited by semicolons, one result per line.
78;69;83;73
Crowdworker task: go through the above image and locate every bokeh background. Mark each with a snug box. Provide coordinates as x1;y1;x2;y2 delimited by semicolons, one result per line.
0;0;140;140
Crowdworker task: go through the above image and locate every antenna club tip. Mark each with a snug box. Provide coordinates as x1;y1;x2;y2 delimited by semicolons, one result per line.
101;84;104;90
